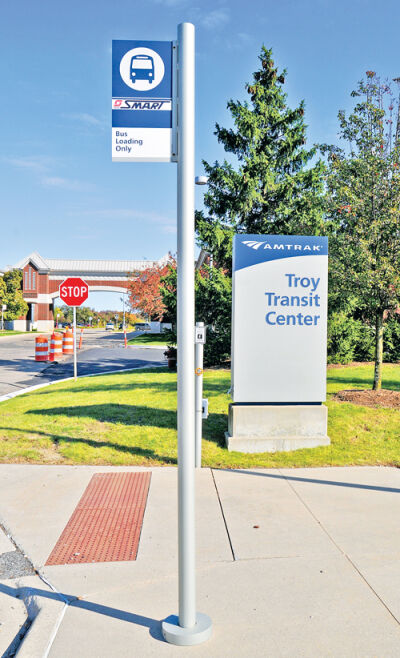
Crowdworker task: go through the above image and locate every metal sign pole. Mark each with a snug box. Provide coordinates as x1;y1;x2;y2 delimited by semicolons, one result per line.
73;306;77;381
162;22;212;646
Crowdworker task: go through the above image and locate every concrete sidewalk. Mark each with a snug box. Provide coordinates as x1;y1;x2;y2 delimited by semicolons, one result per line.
0;465;399;657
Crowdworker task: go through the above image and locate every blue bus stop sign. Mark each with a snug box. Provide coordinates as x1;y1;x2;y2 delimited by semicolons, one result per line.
112;40;175;162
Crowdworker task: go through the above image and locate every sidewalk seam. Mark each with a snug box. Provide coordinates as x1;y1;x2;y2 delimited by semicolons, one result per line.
210;469;236;561
280;469;400;627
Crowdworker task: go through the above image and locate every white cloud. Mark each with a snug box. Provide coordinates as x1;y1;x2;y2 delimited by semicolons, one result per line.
5;156;53;174
41;176;96;192
73;208;176;234
6;155;95;192
200;8;230;29
64;113;106;129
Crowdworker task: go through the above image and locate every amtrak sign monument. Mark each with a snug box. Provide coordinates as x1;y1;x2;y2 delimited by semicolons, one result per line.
227;234;330;452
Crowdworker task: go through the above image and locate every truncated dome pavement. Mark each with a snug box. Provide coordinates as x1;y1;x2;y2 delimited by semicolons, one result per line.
46;472;151;566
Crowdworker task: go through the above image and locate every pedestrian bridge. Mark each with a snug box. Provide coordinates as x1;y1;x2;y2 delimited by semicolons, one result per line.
11;251;170;331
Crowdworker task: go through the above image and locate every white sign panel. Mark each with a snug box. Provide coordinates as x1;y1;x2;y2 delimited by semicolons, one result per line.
232;235;328;403
112;40;175;162
195;326;206;344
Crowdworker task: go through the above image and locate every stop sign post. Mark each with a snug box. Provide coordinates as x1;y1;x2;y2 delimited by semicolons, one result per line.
59;278;89;380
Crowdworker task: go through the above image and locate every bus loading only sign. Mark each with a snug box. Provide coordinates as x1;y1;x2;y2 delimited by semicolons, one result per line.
112;40;174;162
231;235;328;403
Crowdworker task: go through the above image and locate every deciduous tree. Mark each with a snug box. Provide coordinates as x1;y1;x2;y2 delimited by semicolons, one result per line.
323;72;400;389
128;261;175;321
1;270;28;321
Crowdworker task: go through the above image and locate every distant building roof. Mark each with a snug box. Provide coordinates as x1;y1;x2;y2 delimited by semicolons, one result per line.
13;252;172;274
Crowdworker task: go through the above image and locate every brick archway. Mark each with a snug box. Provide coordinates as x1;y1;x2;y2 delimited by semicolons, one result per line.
13;252;170;331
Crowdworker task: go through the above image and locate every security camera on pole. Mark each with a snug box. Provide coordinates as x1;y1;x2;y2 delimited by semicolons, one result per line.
112;24;211;646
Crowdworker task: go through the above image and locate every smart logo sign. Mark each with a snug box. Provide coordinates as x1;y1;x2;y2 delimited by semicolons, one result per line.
112;40;174;162
231;235;328;403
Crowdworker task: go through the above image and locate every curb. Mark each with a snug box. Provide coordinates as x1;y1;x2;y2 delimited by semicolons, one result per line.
127;344;167;350
15;576;68;658
0;364;166;404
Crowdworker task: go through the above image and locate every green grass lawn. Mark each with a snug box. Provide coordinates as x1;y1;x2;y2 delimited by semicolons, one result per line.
0;364;399;467
0;330;25;337
128;333;167;346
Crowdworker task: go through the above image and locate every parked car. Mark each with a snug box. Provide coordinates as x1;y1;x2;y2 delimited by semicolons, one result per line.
105;322;114;331
134;322;151;331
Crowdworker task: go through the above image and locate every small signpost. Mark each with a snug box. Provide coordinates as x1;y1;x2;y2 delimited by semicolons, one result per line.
59;277;89;381
195;322;206;468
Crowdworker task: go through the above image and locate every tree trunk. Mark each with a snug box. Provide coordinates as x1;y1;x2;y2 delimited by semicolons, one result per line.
372;311;384;390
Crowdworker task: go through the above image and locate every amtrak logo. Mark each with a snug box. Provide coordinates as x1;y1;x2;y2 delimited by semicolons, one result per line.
243;240;267;250
243;240;321;252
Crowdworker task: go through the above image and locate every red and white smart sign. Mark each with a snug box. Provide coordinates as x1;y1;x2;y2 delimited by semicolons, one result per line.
59;278;89;307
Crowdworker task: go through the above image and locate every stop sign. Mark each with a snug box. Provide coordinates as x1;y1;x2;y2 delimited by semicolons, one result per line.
59;277;89;307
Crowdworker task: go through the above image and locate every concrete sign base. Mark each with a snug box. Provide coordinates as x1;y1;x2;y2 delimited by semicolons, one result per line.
225;404;330;453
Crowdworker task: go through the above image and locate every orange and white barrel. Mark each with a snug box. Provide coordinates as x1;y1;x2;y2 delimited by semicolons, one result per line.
53;332;63;357
48;332;62;361
35;336;49;362
63;329;74;355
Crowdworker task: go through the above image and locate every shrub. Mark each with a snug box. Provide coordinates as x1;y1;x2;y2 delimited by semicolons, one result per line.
327;312;373;364
383;315;400;362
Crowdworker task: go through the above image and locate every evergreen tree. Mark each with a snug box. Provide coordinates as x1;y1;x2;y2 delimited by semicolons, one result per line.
196;47;326;270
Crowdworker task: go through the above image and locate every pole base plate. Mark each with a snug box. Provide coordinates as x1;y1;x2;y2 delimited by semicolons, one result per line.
162;613;212;646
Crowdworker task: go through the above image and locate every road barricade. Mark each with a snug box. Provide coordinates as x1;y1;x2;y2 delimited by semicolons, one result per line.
35;336;49;362
63;329;74;355
49;332;63;361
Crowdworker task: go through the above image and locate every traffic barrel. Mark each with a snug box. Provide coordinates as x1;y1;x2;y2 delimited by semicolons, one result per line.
63;329;74;355
124;330;127;348
48;332;62;362
54;332;63;357
78;328;83;350
35;336;49;362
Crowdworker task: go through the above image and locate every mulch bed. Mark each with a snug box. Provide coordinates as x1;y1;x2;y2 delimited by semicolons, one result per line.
334;389;400;409
328;361;380;369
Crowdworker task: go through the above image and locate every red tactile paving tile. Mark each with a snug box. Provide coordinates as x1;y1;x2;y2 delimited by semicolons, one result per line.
46;472;151;566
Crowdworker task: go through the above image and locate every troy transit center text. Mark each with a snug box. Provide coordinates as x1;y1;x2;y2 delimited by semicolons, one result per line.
265;273;321;326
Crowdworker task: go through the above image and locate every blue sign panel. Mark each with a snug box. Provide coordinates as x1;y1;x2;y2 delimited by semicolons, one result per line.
112;40;174;162
234;235;328;271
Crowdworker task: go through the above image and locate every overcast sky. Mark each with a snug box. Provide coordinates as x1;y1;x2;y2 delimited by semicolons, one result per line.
1;0;399;310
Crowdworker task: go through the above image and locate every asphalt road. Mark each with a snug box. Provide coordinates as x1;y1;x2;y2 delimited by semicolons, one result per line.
0;330;166;396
